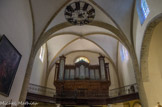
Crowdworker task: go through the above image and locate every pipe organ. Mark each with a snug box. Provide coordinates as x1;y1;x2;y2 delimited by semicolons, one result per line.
54;55;111;99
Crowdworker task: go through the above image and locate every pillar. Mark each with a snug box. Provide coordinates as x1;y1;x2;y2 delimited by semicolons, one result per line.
98;55;106;80
58;55;66;80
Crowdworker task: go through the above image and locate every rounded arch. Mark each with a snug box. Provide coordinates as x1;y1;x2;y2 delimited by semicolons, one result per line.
46;50;120;89
19;21;136;103
34;21;130;55
45;34;121;88
140;13;162;82
47;34;116;75
139;13;162;106
48;50;118;80
35;22;133;79
47;32;119;69
19;1;137;103
46;31;122;74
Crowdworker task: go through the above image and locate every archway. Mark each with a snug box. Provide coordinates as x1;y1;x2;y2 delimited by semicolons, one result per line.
141;14;162;107
19;12;137;106
18;24;138;105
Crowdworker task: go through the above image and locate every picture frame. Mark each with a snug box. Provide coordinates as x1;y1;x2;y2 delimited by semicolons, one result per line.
0;35;21;96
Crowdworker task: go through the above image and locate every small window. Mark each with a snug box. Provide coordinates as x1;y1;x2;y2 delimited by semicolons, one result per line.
75;57;90;63
136;0;150;24
120;45;128;62
39;46;45;62
141;0;150;19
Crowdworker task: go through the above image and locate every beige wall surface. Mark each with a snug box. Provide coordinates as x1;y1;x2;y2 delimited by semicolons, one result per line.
134;0;162;64
143;22;162;107
0;0;33;103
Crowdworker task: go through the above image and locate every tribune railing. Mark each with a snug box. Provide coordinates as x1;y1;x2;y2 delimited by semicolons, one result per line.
27;83;56;97
109;83;138;98
27;83;138;98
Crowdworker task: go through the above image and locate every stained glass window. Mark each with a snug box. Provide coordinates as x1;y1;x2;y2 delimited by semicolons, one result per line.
75;57;90;63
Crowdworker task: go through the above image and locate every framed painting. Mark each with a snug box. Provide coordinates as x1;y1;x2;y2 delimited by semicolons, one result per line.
0;35;21;96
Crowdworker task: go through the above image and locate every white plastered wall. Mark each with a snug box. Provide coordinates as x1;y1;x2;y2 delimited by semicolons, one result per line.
47;66;56;89
143;22;162;107
107;59;119;90
47;35;78;64
85;35;118;64
94;0;133;42
30;0;66;41
0;0;32;103
117;43;136;87
45;0;117;32
30;44;47;87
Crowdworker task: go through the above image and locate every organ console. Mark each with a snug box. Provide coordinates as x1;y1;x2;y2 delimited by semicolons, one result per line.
54;55;111;99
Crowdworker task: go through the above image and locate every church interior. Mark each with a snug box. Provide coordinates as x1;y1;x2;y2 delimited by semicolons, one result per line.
0;0;162;107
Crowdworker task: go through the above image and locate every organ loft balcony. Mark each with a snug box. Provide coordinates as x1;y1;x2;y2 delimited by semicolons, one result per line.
27;55;139;105
54;55;111;101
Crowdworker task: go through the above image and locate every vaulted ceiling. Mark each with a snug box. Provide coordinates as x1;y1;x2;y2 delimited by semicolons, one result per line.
30;0;135;71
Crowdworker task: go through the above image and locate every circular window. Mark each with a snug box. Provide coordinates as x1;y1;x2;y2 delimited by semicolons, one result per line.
64;1;95;25
75;57;90;63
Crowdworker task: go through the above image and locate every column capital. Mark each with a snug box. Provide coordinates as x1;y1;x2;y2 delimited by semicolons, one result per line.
59;55;66;60
98;55;105;59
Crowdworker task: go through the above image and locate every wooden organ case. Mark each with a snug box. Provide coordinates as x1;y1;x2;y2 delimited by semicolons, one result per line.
54;55;111;102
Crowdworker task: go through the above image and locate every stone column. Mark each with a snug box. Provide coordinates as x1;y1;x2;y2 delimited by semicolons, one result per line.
58;55;66;80
98;55;106;80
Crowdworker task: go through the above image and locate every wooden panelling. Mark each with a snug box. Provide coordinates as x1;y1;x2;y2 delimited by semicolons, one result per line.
54;80;110;91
